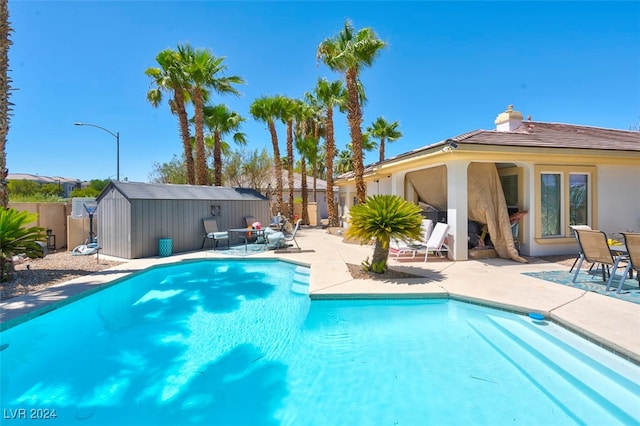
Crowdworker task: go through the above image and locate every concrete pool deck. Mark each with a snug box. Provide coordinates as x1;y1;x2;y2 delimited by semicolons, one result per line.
1;228;639;364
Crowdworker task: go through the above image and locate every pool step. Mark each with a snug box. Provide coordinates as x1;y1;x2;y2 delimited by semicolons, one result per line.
291;266;310;295
470;315;640;424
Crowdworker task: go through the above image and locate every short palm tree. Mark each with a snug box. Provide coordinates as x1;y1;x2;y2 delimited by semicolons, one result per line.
201;104;246;186
367;116;403;162
317;20;386;204
345;195;423;273
335;149;354;175
0;208;46;282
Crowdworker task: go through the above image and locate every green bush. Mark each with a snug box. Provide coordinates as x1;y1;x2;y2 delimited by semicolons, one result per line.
0;208;47;282
346;195;424;273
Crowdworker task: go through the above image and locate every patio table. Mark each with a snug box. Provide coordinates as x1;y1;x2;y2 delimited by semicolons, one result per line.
228;228;266;252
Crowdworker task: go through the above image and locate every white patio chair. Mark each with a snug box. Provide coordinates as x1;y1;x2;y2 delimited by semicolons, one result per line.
415;222;450;262
390;219;434;260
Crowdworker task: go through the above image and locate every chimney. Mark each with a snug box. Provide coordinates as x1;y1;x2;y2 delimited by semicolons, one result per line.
494;105;523;132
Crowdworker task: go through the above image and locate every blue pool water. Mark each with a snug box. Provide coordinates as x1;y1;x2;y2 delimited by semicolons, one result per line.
1;259;639;425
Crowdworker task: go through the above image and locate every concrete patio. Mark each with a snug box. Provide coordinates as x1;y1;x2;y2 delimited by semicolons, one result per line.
1;227;639;364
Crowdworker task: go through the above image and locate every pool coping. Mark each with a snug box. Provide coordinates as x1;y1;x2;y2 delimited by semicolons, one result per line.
1;228;639;365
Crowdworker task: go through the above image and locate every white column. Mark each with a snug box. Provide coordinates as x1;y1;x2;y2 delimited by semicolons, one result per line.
446;160;469;261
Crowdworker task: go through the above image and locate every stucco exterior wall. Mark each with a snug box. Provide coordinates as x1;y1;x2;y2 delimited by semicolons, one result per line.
597;164;640;236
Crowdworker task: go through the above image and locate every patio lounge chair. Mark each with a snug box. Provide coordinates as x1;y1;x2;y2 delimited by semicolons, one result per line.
572;229;628;287
266;218;302;250
606;232;640;294
201;218;229;250
415;222;450;262
390;219;434;260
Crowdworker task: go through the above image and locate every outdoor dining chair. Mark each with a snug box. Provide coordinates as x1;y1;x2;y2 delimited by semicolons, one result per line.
569;225;593;273
266;219;303;250
605;232;640;294
201;218;229;250
572;229;628;288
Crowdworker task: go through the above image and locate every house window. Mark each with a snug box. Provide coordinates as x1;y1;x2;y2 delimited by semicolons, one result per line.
537;166;594;239
540;173;562;237
569;173;588;227
500;174;518;207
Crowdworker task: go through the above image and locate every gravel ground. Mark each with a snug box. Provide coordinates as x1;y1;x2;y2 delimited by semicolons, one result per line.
1;251;124;301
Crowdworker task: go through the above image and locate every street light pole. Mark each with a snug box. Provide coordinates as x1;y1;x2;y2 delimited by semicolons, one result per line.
74;122;120;181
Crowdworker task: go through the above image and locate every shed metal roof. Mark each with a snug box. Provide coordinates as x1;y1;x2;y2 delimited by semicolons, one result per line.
97;181;268;202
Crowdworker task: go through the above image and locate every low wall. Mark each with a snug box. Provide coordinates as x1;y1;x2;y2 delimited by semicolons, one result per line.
8;202;98;251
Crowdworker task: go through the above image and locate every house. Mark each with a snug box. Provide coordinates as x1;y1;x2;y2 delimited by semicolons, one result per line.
336;105;640;261
265;172;335;220
7;173;82;198
96;181;269;259
236;171;336;222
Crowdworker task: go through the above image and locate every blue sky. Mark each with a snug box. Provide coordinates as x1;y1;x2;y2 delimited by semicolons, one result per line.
8;1;640;183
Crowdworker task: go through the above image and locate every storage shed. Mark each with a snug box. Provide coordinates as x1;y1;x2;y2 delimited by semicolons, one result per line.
96;181;270;259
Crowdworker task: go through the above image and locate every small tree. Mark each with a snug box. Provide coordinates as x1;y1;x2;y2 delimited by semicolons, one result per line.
0;208;46;282
345;195;423;273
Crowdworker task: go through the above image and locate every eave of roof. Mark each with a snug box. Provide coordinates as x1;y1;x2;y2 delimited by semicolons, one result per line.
336;121;640;181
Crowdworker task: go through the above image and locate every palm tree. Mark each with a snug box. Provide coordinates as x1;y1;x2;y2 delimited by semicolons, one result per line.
345;195;423;273
367;117;403;162
294;101;321;225
295;134;315;225
278;96;299;218
201;104;246;186
313;77;346;226
0;0;11;208
317;20;386;204
335;149;354;175
302;91;327;207
146;49;195;184
250;96;285;214
178;43;244;185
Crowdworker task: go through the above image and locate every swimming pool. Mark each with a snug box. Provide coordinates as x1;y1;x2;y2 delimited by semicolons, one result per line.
1;259;638;425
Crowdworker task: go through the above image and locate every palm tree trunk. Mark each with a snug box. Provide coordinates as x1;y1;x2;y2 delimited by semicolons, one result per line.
346;68;366;204
325;107;338;227
0;0;11;209
173;90;195;185
286;120;294;220
313;124;319;204
371;239;390;270
193;88;208;185
268;121;284;215
300;158;309;225
213;131;223;186
379;136;386;162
